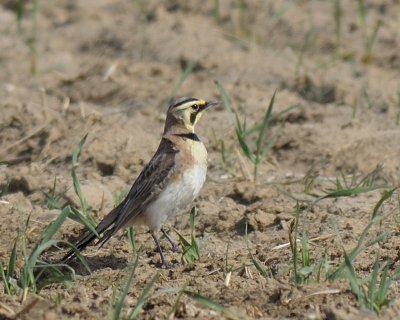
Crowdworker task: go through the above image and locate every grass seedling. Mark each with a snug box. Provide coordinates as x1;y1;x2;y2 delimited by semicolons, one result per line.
127;227;136;257
328;187;396;282
12;0;39;74
111;258;139;320
316;167;387;202
223;241;250;285
127;273;159;319
0;238;18;295
43;176;68;210
175;207;203;264
71;134;90;220
245;223;271;279
16;0;25;34
67;134;98;236
288;202;333;283
351;96;358;119
303;168;319;196
110;256;159;320
164;285;242;319
396;90;400;125
15;207;90;299
28;0;39;75
357;0;382;63
371;188;397;219
213;0;221;24
182;290;242;320
237;0;248;36
290;203;310;284
333;0;342;50
330;219;395;313
215;80;278;183
328;215;387;281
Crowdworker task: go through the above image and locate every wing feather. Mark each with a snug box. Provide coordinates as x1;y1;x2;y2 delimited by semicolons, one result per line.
62;138;178;261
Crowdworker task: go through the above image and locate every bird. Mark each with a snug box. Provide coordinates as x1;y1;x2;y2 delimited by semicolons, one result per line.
62;97;218;267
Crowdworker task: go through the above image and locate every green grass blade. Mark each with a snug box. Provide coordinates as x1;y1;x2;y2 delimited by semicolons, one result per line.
41;206;70;243
113;257;139;320
333;0;341;46
372;188;397;219
301;228;310;268
16;0;25;33
68;206;99;237
245;222;271;278
20;206;91;290
376;264;391;309
128;227;136;256
292;219;299;283
0;260;11;295
319;185;382;201
214;80;234;114
189;207;200;260
57;240;91;273
343;247;365;306
215;80;244;131
255;90;276;165
176;231;191;248
175;208;201;264
128;273;159;319
71;134;92;222
183;290;241;320
167;284;188;319
366;231;390;247
20;206;70;290
368;255;380;309
328;216;373;280
250;254;271;279
235;129;254;162
7;238;18;282
331;219;366;305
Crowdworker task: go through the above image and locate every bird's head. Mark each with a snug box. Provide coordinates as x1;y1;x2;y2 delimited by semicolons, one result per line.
164;97;219;133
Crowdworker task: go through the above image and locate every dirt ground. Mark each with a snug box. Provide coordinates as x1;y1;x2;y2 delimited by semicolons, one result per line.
1;1;400;319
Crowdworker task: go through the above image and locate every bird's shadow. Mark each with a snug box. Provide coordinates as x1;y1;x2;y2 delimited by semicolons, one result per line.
66;254;129;276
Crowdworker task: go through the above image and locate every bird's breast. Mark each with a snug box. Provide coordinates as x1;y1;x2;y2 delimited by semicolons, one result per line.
142;139;208;231
143;163;207;231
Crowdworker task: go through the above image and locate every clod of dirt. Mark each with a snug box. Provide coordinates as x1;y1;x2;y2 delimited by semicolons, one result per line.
291;75;336;104
2;175;31;195
96;158;115;176
230;181;279;205
244;204;279;232
197;197;246;234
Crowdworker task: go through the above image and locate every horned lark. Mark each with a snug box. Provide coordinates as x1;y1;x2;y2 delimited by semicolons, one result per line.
63;97;218;266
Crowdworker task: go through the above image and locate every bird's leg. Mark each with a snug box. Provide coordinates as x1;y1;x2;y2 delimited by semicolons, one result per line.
161;228;181;252
150;230;169;268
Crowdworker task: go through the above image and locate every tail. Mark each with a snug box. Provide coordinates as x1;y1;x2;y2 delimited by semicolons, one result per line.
61;206;121;263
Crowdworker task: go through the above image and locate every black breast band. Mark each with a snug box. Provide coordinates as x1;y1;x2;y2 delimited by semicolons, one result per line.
173;133;200;141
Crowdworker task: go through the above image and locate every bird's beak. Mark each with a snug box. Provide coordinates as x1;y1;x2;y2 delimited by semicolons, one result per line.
203;100;220;110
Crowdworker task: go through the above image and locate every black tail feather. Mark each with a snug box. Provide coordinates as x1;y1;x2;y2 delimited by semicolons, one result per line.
61;206;120;263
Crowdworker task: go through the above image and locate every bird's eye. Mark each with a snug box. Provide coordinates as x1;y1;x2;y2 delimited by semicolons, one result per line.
191;104;199;111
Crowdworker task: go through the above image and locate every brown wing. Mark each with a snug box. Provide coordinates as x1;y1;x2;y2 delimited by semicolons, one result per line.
62;138;178;261
101;137;179;237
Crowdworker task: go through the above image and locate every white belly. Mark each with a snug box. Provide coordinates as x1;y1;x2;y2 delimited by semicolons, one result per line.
142;164;207;231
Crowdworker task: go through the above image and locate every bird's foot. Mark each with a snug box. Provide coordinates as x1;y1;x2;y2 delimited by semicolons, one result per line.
161;228;181;253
